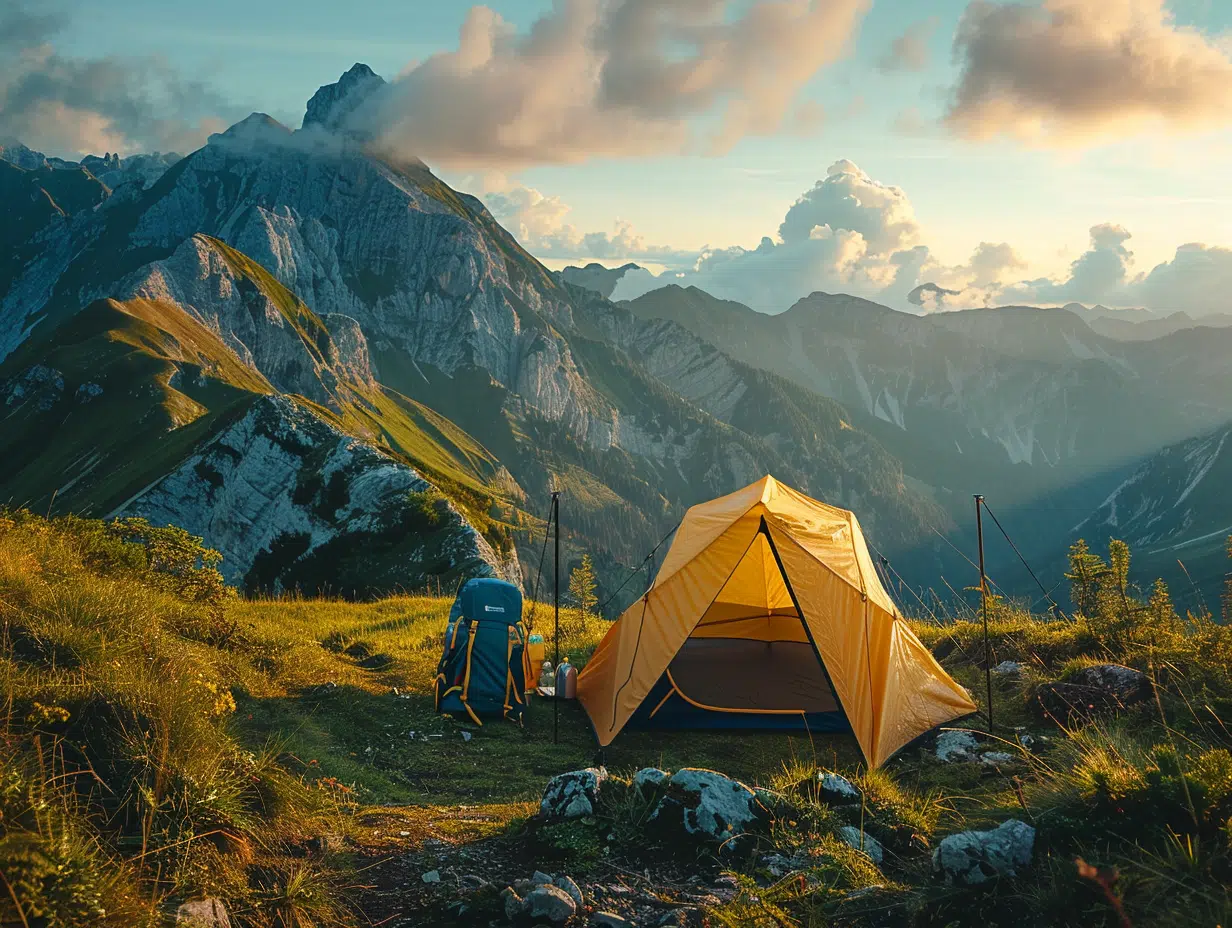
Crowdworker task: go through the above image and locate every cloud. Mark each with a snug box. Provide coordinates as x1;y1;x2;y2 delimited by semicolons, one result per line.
0;1;235;157
1134;244;1232;316
604;159;1047;314
477;175;695;265
777;159;920;251
878;18;938;72
998;224;1132;303
939;225;1231;317
363;0;870;169
946;0;1232;145
612;159;940;311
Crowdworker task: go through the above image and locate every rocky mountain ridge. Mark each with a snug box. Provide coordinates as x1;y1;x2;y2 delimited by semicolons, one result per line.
0;65;939;598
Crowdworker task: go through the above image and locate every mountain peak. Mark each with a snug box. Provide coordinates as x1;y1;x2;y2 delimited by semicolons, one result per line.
303;62;386;135
0;139;49;171
207;113;292;149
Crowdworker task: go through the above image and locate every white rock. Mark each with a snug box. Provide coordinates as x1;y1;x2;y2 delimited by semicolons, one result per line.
992;660;1023;676
932;820;1036;886
650;768;762;846
421;870;440;884
541;767;608;821
935;730;980;763
837;826;884;864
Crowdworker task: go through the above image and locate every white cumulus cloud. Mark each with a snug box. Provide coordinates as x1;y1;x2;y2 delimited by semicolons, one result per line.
362;0;870;169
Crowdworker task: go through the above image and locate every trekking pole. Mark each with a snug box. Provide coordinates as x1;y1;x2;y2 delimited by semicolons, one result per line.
552;490;561;744
975;494;993;732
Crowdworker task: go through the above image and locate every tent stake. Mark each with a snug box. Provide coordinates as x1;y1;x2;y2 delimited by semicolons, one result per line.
553;490;561;744
974;494;993;732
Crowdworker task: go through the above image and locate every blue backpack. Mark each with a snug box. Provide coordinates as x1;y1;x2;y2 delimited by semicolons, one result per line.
434;579;531;725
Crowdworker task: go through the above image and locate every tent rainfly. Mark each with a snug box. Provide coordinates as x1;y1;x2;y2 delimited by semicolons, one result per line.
576;476;976;767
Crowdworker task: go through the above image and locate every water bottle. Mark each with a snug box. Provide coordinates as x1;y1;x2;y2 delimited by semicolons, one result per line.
555;658;577;699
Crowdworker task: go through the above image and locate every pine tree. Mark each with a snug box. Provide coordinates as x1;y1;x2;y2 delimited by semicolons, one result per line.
568;554;599;627
1065;539;1107;618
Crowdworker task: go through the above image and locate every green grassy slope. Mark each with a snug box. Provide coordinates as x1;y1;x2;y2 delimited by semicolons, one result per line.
0;297;268;515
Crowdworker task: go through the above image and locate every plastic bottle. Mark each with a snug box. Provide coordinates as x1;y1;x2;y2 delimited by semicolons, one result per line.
527;633;546;667
538;660;555;690
555;658;577;699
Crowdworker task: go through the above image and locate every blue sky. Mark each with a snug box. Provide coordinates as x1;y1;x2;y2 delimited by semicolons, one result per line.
20;0;1232;313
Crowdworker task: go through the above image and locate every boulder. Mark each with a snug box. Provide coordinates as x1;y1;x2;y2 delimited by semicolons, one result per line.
1071;664;1149;704
650;768;763;848
837;826;884;865
524;884;579;924
175;899;231;927
817;772;861;805
1035;664;1149;723
633;767;669;796
932;819;1035;886
541;767;608;821
935;730;980;763
1033;682;1118;723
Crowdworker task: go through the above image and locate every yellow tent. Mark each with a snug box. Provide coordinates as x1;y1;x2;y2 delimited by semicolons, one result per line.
577;476;976;767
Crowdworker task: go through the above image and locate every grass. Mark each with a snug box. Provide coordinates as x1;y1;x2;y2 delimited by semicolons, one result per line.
3;517;1231;927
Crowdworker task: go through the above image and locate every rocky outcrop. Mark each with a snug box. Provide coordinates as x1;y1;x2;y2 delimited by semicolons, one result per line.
932;819;1035;886
113;395;511;592
120;235;347;404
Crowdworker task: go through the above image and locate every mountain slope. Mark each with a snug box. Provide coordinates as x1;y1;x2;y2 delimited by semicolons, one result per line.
1075;423;1232;604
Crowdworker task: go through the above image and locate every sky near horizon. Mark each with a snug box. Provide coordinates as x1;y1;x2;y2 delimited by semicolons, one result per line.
5;0;1232;315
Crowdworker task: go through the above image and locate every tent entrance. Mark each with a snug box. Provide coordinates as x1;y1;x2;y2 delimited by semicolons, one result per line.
665;639;841;714
632;525;848;732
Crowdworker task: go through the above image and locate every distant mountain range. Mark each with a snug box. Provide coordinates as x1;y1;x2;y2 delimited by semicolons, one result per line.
0;66;942;602
578;284;1232;602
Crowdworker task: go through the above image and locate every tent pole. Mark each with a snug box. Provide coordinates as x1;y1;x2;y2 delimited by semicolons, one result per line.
975;494;993;732
553;490;561;744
